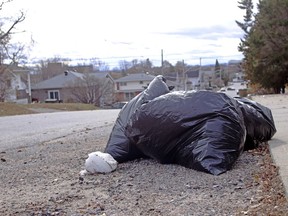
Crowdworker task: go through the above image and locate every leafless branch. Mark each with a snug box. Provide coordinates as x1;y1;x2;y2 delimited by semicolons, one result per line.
0;11;25;41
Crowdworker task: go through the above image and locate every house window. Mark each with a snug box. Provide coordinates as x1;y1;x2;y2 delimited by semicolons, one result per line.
119;82;127;86
48;90;60;100
139;81;143;84
125;92;134;101
6;79;11;88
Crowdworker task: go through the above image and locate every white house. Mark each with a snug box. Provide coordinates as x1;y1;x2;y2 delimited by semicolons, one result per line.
114;73;156;102
7;70;30;103
0;65;30;103
185;70;201;90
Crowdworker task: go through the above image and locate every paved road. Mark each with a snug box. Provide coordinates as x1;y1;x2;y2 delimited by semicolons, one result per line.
0;109;120;152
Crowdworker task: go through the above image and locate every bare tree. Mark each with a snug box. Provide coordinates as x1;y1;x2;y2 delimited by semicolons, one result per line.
0;66;9;101
0;9;26;65
118;60;131;73
89;57;110;71
0;1;26;101
123;58;154;74
68;73;113;106
3;42;27;65
37;59;68;80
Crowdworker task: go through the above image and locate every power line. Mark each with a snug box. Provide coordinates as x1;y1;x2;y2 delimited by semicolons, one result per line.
28;52;243;68
29;51;243;62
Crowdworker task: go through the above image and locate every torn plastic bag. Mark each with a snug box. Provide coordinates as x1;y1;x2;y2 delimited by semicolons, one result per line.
235;97;277;150
125;91;246;175
104;75;170;162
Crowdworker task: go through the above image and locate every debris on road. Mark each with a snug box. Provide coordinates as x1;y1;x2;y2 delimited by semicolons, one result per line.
80;151;118;175
89;75;276;175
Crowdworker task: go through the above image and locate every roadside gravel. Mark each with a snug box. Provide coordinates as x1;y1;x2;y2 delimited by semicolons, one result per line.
1;121;287;215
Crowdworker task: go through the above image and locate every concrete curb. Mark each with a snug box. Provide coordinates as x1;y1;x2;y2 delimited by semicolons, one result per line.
252;94;288;198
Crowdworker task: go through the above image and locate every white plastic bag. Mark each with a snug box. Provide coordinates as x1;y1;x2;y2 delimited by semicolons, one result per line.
83;151;118;174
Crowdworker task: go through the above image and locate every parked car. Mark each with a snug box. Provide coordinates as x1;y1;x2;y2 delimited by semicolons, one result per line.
218;87;239;98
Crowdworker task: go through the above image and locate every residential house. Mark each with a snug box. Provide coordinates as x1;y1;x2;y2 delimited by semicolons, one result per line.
163;72;185;91
185;70;201;90
164;68;202;91
199;70;218;89
0;65;30;103
31;71;114;106
8;70;31;104
40;62;95;80
114;73;156;102
114;72;180;102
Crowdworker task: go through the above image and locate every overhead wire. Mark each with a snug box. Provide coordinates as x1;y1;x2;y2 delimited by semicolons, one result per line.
29;52;243;68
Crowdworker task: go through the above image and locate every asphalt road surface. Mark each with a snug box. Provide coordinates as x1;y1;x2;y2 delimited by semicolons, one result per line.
0;109;120;152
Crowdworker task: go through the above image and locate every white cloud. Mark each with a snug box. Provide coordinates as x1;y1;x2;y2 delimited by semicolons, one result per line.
3;0;249;66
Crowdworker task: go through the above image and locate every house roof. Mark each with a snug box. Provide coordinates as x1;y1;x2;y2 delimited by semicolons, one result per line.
186;70;200;78
115;73;156;82
201;70;215;76
32;71;112;90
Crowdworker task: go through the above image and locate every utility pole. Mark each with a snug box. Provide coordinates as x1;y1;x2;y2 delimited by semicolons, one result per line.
199;57;202;89
219;60;222;80
161;49;164;75
183;59;186;91
27;71;31;103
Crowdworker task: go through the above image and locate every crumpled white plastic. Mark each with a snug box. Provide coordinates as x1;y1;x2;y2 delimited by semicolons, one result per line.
80;151;118;175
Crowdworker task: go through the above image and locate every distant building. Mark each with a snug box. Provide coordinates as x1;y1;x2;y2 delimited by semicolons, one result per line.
185;70;201;90
31;71;114;105
0;65;30;103
114;73;156;102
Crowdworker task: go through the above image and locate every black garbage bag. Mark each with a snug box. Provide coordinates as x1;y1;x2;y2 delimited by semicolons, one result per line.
125;91;247;175
235;97;277;150
104;75;170;162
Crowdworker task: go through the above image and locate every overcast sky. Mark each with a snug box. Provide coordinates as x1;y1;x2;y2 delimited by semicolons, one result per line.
2;0;256;67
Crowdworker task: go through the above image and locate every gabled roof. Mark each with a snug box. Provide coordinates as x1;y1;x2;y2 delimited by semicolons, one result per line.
32;71;112;90
115;73;156;82
201;70;215;76
32;71;83;90
186;70;200;78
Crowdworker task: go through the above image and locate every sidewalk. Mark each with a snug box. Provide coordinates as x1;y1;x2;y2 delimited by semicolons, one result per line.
253;94;288;197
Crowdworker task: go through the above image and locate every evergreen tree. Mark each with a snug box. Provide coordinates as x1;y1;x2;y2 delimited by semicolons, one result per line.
214;59;221;78
237;0;288;93
235;0;254;53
